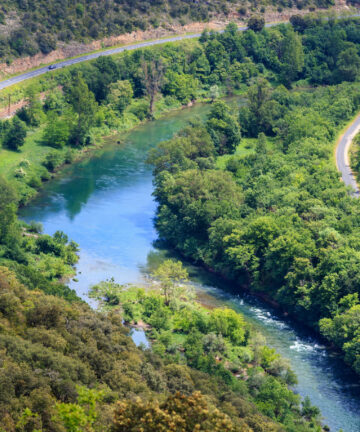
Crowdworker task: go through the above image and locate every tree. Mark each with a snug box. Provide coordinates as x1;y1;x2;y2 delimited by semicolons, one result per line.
289;14;308;33
152;260;190;305
108;80;133;114
336;47;360;82
255;376;300;420
209;84;220;101
247;79;271;119
239;79;276;136
90;56;120;102
209;308;246;345
301;396;321;421
141;57;165;118
163;71;198;104
3;117;27;151
37;33;57;54
206;101;241;154
112;391;243;432
279;29;304;86
247;16;265;32
54;386;104;432
43;150;63;172
147;124;215;176
43;89;65;115
0;177;18;245
43;114;70;148
64;74;98;146
24;85;45;126
154;169;243;256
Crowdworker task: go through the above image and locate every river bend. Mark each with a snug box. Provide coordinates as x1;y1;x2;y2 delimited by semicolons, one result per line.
20;102;360;432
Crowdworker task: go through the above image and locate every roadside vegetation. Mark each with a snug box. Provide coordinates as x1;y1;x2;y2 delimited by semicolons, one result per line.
350;131;360;183
0;0;338;64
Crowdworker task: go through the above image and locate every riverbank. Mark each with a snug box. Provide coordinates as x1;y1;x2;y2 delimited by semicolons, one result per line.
19;99;360;431
0;94;218;207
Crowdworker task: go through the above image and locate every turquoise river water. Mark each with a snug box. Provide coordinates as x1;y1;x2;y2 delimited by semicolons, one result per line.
20;102;360;431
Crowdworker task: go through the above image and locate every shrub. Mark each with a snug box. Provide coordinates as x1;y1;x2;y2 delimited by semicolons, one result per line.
43;151;63;172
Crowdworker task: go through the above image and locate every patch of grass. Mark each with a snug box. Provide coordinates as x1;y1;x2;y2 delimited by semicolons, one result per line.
171;332;187;345
0;126;49;178
216;137;257;169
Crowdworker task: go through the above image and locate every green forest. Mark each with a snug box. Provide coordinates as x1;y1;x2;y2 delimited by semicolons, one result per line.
0;206;323;431
4;15;360;206
148;17;360;376
0;0;337;63
1;13;360;432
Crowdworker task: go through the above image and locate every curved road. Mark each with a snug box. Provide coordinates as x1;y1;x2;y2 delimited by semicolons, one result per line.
336;115;360;196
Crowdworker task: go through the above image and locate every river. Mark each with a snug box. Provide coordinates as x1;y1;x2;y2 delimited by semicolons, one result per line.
20;102;360;432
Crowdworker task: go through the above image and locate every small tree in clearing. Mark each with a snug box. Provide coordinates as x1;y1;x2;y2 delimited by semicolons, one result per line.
152;259;191;305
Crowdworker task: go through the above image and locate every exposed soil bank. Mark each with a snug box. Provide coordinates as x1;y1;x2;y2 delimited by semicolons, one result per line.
0;2;354;78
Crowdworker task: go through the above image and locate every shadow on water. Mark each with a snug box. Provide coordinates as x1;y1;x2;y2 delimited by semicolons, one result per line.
20;99;360;431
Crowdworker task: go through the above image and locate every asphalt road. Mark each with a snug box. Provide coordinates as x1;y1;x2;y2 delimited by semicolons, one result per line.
1;15;359;196
336;115;360;196
0;26;248;91
0;15;357;92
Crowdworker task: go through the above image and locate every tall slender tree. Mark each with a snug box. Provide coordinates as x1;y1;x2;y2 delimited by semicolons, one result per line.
64;74;98;146
141;57;165;118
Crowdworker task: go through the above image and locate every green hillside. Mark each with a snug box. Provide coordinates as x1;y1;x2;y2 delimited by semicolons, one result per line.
0;0;336;62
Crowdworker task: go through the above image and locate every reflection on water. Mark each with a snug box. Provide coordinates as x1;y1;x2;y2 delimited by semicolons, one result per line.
20;103;214;297
20;100;360;432
130;328;150;349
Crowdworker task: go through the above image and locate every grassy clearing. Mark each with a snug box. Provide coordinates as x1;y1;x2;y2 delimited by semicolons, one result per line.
216;137;257;169
0;126;48;178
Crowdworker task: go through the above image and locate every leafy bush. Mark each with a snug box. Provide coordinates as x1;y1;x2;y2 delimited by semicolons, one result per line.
43;151;63;172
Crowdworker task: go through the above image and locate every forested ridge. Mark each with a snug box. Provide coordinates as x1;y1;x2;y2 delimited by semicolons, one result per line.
0;228;323;430
0;0;338;63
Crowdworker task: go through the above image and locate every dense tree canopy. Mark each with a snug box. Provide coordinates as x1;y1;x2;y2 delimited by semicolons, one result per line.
0;264;323;432
151;81;360;376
